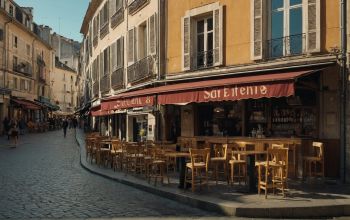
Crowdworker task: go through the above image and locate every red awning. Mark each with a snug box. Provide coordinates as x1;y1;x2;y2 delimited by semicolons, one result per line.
102;69;317;108
12;99;42;110
91;110;110;117
102;95;155;111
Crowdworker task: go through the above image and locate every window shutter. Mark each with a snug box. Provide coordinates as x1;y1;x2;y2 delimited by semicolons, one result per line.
182;16;191;71
120;36;124;67
128;28;135;64
213;6;223;66
251;0;264;60
148;13;157;55
111;41;117;71
99;52;103;78
109;0;116;18
306;0;320;53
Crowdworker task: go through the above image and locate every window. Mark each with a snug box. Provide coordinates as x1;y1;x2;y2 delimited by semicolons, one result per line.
9;5;13;16
182;3;223;71
0;29;3;41
269;0;303;58
111;36;124;72
13;56;18;70
100;2;109;28
13;77;17;89
63;74;66;81
13;35;17;48
20;79;25;90
26;44;30;56
196;17;214;69
251;0;320;60
64;84;66;92
138;23;147;59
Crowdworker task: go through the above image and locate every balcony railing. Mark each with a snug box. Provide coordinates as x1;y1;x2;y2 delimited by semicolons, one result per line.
13;63;32;76
111;67;124;90
111;7;124;29
100;22;109;39
266;33;306;59
93;82;99;97
127;55;155;85
129;0;150;15
100;74;110;94
195;50;214;70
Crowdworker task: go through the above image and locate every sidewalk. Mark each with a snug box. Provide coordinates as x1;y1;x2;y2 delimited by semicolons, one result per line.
75;129;350;218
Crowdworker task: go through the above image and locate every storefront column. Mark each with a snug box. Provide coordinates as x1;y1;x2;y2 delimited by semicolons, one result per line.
346;81;350;182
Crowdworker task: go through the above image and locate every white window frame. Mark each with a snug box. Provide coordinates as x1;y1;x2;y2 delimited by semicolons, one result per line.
181;2;222;71
268;0;303;56
194;16;214;69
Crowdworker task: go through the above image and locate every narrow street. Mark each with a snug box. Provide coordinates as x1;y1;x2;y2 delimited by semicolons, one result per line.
0;130;218;219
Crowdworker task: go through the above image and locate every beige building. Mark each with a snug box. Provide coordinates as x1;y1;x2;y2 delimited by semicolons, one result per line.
51;58;78;113
80;0;166;141
0;0;54;132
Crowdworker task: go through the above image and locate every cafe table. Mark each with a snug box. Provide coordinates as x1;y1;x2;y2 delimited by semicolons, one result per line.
232;150;267;193
164;152;190;188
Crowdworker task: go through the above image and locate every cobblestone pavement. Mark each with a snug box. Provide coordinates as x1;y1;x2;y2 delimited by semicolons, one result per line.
0;129;219;219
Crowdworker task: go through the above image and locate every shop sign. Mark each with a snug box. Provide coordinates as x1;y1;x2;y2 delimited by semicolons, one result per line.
102;95;154;111
158;82;294;104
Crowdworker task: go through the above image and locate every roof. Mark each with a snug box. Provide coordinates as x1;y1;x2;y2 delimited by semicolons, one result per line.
55;57;77;73
80;0;103;35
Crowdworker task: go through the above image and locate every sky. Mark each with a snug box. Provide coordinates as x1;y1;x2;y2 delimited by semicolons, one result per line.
15;0;90;42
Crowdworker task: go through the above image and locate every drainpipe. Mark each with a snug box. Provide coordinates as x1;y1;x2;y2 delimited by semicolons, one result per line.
340;0;347;183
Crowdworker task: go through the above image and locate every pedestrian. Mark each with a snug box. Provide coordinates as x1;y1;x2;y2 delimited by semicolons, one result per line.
10;119;19;147
62;118;68;138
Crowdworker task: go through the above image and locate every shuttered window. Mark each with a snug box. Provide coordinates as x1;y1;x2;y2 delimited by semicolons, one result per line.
128;28;136;64
305;0;320;52
251;0;264;60
148;13;157;55
251;0;320;60
181;4;223;71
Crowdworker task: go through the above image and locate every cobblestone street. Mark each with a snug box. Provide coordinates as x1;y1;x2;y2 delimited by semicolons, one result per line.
0;129;219;219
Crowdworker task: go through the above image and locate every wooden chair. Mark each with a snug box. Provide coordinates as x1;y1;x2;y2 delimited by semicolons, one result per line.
229;143;247;186
184;148;210;192
148;148;169;186
258;148;288;198
124;143;144;175
210;144;229;185
303;142;324;179
111;140;122;171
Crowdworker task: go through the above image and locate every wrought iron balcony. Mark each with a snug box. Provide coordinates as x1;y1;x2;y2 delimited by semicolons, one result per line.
128;0;150;15
111;67;124;90
100;22;109;39
111;7;124;29
13;62;32;76
266;33;306;59
100;74;110;94
195;50;214;70
93;82;99;97
127;55;155;85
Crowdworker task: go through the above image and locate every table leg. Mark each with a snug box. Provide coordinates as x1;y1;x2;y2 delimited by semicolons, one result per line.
178;157;186;188
247;154;257;193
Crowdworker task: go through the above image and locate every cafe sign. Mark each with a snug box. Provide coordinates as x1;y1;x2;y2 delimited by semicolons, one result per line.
102;95;154;111
158;82;294;104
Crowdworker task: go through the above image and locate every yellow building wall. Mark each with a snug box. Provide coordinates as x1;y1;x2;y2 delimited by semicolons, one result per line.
167;0;251;74
167;0;341;75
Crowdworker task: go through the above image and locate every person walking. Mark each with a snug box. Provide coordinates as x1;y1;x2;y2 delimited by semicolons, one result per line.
10;119;19;147
62;118;68;138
